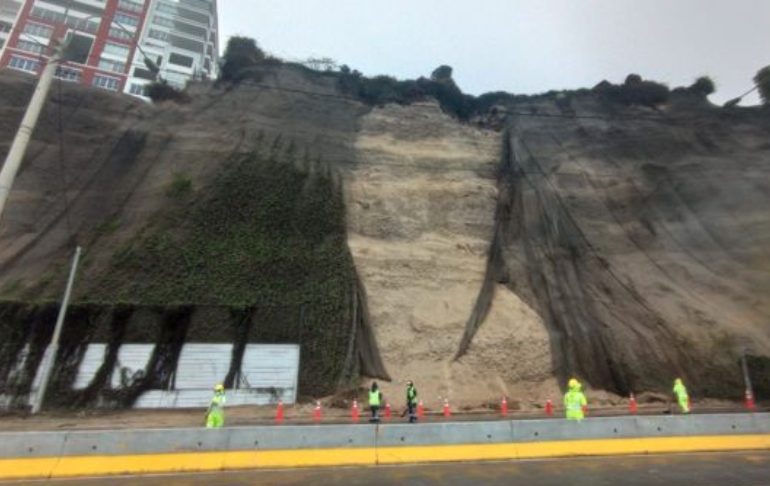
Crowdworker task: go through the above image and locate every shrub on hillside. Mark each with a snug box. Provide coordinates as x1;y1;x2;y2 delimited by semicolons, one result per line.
755;66;770;104
336;64;495;121
220;36;268;83
145;81;190;103
688;76;716;96
596;75;670;108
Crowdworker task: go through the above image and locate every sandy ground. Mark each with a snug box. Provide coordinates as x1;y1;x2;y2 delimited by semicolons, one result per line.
344;102;565;407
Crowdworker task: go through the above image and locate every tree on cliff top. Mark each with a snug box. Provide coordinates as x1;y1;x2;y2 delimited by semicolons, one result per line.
755;66;770;104
220;36;267;82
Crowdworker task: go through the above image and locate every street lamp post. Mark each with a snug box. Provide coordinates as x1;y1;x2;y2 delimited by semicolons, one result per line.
0;36;68;225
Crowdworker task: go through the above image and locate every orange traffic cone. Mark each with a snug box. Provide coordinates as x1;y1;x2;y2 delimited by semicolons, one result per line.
417;400;425;419
629;393;637;415
313;400;322;422
442;398;451;418
545;399;553;416
745;390;756;411
351;399;360;421
384;402;392;419
501;397;508;417
275;400;285;422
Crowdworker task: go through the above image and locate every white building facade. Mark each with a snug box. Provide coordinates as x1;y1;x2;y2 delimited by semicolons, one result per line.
126;0;218;97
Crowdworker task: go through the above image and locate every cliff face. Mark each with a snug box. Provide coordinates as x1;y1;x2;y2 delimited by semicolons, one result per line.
462;95;770;399
1;66;769;408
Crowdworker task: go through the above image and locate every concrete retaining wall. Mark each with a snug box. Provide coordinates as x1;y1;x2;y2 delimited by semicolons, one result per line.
0;413;767;459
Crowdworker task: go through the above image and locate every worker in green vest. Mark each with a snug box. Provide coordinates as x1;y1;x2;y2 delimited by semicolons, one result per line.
405;380;418;423
369;382;383;422
205;383;226;428
673;378;690;414
564;378;587;421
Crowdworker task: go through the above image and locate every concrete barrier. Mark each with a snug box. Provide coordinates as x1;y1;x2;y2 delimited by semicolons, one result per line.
0;413;768;479
377;421;513;447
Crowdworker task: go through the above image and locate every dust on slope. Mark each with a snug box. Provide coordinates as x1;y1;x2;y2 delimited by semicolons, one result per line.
345;102;558;408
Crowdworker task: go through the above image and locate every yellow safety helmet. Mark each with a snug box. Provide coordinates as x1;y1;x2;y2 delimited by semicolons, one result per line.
214;383;224;392
568;378;580;389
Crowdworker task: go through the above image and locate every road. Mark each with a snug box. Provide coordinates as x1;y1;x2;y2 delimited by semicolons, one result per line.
4;452;770;485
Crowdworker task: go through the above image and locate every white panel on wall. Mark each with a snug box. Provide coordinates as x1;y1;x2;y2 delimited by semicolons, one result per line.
73;344;107;389
173;344;233;389
133;343;300;408
110;344;154;388
31;342;300;409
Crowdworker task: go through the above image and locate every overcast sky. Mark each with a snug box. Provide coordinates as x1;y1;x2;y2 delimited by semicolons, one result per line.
219;0;769;105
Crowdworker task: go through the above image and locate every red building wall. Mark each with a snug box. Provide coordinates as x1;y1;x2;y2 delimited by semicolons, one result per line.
1;0;150;93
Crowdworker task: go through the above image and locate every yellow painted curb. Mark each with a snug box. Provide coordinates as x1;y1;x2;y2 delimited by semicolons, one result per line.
1;435;768;480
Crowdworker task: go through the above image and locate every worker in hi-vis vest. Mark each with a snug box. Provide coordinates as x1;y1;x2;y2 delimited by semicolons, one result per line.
673;378;690;414
205;383;226;428
564;378;587;421
405;380;418;423
369;382;383;422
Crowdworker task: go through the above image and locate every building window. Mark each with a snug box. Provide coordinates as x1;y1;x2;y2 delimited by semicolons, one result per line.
180;0;212;13
169;53;193;68
113;12;139;27
0;21;12;33
65;16;100;34
174;21;206;38
66;34;94;65
9;55;40;73
31;7;65;24
22;22;53;39
108;26;134;41
118;0;145;13
102;42;130;59
98;58;126;73
170;35;203;53
55;66;82;82
156;2;177;15
132;67;156;80
15;39;45;54
129;83;146;95
148;29;170;41
93;74;120;91
152;15;174;28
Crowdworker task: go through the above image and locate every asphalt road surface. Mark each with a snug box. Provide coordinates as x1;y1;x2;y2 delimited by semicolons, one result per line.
5;452;770;486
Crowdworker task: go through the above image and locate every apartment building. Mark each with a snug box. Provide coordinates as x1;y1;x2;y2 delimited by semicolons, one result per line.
0;0;22;51
0;0;218;98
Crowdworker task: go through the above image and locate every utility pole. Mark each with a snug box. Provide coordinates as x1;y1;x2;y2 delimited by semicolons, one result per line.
741;348;753;397
32;245;81;414
0;37;68;224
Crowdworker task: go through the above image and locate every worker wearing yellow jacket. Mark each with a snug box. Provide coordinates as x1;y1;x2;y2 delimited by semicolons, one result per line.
206;384;226;428
673;378;690;414
564;378;587;421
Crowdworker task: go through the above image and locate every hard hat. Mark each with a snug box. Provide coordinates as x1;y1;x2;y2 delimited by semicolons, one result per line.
214;383;224;392
568;378;579;388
